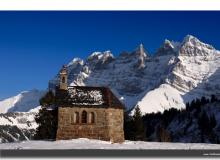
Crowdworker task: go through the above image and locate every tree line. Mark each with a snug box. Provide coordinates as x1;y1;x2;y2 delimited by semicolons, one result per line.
35;91;220;144
124;95;220;143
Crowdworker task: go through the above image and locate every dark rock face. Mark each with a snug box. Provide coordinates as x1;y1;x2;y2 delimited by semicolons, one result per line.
0;112;37;143
0;125;35;143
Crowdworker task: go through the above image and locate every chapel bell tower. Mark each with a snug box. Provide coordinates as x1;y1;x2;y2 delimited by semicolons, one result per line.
59;65;68;90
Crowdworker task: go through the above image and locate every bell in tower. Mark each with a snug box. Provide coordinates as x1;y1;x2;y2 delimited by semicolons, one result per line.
59;65;68;90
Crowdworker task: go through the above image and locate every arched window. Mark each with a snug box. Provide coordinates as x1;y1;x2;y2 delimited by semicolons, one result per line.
81;111;87;123
71;112;79;124
89;112;95;124
62;77;66;83
74;112;79;123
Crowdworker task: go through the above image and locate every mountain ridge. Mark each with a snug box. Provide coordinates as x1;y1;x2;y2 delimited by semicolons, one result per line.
47;34;220;114
0;35;219;115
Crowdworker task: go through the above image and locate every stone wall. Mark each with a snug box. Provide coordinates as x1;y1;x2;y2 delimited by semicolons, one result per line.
56;106;124;143
107;108;125;143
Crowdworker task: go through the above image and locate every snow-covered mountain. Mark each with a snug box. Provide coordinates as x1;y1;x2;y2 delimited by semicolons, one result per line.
0;35;219;115
138;35;220;113
0;112;37;143
49;35;220;114
0;90;45;143
0;89;45;113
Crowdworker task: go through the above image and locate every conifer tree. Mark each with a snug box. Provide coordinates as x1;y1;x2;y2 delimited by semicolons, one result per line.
157;125;171;142
198;111;210;142
211;95;218;103
124;111;135;140
201;96;208;105
210;114;217;129
186;102;190;111
195;98;201;108
39;91;55;106
190;100;196;109
132;105;146;140
34;91;58;140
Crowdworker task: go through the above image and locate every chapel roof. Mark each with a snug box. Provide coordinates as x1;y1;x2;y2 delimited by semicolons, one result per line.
56;86;125;109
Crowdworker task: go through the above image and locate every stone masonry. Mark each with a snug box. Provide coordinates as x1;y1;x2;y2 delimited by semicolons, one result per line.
56;107;124;143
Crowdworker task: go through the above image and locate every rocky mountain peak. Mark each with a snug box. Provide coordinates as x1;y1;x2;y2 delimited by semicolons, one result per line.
155;39;178;57
182;35;211;49
132;43;148;69
87;52;103;61
138;43;147;69
179;35;216;56
87;51;114;63
86;51;115;70
102;50;114;62
67;58;84;67
183;35;199;43
134;43;148;57
164;39;173;47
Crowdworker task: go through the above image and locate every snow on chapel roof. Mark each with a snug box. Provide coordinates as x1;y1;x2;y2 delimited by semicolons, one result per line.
56;86;124;109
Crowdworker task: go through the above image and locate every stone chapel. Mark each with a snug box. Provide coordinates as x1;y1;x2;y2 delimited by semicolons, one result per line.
55;65;125;143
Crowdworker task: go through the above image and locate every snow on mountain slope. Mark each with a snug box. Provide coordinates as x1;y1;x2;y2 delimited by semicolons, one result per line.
136;36;220;114
0;90;44;143
0;89;45;113
136;84;185;114
49;35;220;114
50;44;176;111
1;138;220;149
0;112;38;129
0;112;38;143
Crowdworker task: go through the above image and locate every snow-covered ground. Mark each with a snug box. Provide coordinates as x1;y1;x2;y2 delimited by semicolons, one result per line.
1;138;220;150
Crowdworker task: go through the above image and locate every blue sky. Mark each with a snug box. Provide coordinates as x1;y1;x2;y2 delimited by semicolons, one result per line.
0;11;220;100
